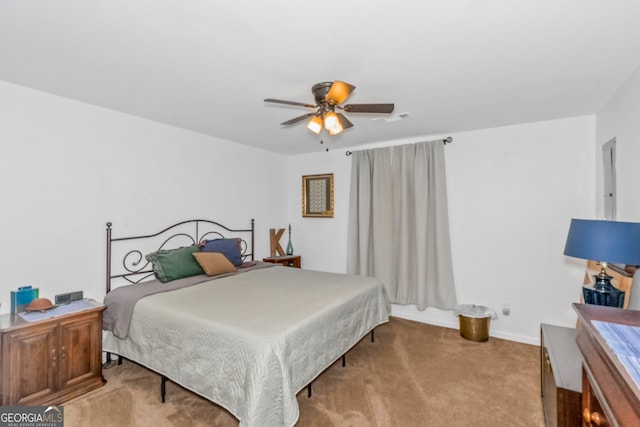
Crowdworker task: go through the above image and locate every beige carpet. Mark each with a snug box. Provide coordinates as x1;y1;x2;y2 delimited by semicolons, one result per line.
64;317;544;426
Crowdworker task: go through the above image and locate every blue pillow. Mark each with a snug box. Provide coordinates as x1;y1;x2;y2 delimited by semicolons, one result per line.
201;239;243;266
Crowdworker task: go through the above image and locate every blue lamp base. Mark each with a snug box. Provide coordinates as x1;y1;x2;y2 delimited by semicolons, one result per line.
582;282;625;308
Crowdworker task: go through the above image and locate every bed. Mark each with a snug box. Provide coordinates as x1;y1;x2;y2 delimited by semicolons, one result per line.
101;219;391;427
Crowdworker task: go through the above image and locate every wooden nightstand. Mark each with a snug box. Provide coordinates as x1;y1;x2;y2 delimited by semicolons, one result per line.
0;303;106;405
540;323;582;427
263;255;301;268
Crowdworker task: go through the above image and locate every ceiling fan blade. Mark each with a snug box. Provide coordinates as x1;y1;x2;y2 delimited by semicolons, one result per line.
326;81;356;105
264;98;317;108
336;113;354;130
280;112;316;126
343;103;395;114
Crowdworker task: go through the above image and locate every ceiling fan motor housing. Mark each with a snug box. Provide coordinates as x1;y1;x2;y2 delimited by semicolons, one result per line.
312;82;334;105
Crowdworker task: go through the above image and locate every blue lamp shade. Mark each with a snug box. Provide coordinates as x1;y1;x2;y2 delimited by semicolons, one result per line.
564;218;640;307
563;219;640;266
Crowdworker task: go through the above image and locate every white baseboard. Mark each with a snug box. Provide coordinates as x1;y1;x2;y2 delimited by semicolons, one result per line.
390;309;458;330
390;307;540;346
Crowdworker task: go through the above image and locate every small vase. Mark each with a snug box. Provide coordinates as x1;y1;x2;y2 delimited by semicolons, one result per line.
286;224;293;255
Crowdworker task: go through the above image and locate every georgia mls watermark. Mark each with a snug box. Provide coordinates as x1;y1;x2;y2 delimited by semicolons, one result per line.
0;406;63;427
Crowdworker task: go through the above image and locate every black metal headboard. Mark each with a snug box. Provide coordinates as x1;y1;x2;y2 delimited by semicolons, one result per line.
106;219;255;293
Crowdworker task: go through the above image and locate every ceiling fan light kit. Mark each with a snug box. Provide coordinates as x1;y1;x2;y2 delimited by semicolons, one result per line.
265;81;394;137
307;115;323;134
323;111;342;134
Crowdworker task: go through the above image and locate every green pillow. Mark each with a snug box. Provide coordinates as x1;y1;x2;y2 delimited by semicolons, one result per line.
145;246;204;283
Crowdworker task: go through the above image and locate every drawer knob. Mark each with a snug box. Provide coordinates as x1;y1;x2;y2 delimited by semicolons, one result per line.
583;407;607;426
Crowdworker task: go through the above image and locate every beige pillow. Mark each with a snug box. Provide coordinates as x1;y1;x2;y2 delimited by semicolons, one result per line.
192;252;237;276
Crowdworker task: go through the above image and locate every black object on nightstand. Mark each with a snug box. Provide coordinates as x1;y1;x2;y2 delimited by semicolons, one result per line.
55;290;84;305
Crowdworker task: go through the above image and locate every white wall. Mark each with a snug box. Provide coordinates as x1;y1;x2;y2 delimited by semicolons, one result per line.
288;116;596;344
0;78;600;344
596;64;640;310
0;81;287;313
596;65;640;222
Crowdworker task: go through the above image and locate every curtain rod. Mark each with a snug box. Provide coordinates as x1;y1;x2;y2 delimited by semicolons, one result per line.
345;136;453;156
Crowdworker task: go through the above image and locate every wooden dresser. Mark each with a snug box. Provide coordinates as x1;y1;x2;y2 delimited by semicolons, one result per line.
540;324;583;427
573;303;640;426
0;304;105;405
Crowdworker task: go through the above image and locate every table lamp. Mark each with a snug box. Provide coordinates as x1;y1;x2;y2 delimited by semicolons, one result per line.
563;218;640;307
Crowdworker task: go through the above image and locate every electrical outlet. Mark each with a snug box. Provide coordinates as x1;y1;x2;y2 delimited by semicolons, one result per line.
502;303;511;316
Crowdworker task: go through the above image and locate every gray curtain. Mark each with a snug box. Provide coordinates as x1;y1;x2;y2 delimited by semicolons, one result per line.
347;140;457;310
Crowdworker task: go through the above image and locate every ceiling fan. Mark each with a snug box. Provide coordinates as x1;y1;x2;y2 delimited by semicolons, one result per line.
264;81;394;136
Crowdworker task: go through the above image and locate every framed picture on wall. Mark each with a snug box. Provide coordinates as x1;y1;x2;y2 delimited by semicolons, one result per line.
302;173;334;218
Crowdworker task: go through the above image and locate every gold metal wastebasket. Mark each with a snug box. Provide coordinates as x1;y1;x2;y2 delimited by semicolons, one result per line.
458;315;490;342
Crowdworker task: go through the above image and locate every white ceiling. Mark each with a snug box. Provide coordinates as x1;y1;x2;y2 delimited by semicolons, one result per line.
2;1;640;155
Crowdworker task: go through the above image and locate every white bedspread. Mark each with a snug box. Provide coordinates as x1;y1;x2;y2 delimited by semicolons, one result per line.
103;266;391;427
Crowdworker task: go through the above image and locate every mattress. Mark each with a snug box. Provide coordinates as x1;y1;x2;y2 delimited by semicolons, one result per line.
103;265;391;427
